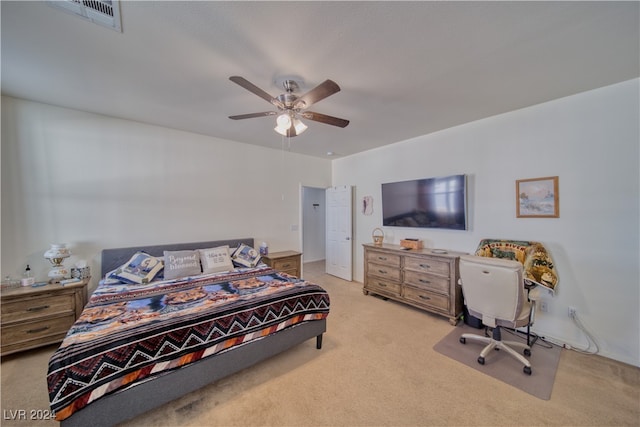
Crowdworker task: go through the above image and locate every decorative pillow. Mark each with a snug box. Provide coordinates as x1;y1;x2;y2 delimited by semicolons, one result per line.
109;251;164;284
199;246;234;274
231;243;261;268
163;250;201;280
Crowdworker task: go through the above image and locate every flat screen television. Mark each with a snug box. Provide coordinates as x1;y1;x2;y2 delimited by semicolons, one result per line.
381;174;468;230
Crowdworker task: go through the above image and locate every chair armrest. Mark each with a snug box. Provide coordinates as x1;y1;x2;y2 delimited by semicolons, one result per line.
528;299;536;326
526;286;543;326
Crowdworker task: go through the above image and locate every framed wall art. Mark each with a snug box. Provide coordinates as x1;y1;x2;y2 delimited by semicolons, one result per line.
516;176;559;218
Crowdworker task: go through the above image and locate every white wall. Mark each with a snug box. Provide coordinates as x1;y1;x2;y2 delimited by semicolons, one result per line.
333;79;640;367
1;96;332;292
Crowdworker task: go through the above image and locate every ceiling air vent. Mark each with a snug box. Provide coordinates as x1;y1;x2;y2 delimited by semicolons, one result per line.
48;0;122;32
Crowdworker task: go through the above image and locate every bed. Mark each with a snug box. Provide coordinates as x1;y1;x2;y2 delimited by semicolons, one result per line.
47;238;329;427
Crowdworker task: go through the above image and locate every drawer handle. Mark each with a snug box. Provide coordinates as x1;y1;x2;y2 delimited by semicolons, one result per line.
419;295;431;300
377;269;388;274
378;282;387;287
27;305;50;312
27;326;50;334
420;264;431;269
419;279;431;284
281;263;291;268
377;256;387;261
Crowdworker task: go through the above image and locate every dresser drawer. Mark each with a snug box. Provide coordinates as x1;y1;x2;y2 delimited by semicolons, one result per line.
404;256;450;276
366;251;401;267
367;263;401;282
365;276;401;296
404;271;450;294
1;293;75;324
1;313;75;346
403;286;449;312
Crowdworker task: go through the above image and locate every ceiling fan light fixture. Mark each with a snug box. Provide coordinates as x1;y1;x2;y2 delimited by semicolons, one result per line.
293;118;307;134
274;125;288;136
276;113;291;128
274;113;307;137
274;113;292;136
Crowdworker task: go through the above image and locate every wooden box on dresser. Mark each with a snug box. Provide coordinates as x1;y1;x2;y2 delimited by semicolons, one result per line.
363;243;465;325
1;278;89;356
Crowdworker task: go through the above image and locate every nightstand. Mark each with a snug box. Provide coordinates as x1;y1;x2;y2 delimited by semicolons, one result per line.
1;278;89;356
262;251;302;278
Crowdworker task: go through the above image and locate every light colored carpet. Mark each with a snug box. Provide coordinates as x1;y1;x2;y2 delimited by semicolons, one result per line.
1;260;639;426
433;323;561;400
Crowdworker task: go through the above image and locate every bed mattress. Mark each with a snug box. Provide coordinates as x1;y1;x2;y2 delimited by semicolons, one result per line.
47;265;330;421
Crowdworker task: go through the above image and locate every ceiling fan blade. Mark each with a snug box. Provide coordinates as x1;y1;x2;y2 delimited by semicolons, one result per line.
294;80;341;109
300;111;350;128
229;111;278;120
229;76;284;109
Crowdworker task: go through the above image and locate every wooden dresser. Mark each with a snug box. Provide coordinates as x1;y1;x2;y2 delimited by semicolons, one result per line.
1;279;89;356
261;251;302;278
363;243;464;325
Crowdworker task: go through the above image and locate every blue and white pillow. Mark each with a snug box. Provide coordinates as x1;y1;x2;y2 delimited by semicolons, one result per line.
108;251;164;284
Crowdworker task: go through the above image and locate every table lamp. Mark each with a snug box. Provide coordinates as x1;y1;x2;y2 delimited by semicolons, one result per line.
44;244;71;283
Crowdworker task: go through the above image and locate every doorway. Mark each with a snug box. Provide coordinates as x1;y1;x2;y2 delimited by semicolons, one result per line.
301;186;326;264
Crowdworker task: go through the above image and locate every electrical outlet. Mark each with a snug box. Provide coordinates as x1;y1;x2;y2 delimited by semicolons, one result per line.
539;300;548;312
568;306;577;317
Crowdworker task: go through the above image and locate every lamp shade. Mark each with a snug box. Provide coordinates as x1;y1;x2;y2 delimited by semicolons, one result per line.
276;113;291;129
44;243;71;260
293;118;308;134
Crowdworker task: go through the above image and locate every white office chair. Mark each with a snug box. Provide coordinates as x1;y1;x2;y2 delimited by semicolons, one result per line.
458;255;535;375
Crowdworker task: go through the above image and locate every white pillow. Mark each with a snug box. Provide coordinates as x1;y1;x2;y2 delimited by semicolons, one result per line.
199;246;234;274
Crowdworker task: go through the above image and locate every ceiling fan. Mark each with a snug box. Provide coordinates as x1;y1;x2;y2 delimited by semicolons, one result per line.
228;76;349;137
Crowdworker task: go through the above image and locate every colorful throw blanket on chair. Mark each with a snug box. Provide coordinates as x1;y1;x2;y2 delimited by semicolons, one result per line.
475;239;558;293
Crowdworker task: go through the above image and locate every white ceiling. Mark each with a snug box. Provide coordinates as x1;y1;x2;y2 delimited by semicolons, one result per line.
2;1;638;158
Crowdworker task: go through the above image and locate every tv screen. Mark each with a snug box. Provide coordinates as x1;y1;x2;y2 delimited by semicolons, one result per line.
381;174;467;230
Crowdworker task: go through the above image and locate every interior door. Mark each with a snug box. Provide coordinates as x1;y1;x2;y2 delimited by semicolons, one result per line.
326;185;353;281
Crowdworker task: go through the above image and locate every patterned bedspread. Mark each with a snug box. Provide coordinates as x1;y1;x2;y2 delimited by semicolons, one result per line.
47;265;330;421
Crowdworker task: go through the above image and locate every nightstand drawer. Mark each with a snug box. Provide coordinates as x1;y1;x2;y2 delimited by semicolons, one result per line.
1;313;75;345
272;257;299;272
262;251;302;278
404;271;450;294
1;278;89;356
404;257;450;276
1;293;75;323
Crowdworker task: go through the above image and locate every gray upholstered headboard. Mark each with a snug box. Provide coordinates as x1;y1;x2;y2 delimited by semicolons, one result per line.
100;238;254;277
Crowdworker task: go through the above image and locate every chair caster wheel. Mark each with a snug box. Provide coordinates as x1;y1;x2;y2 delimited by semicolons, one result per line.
523;366;532;375
477;356;485;365
459;337;466;344
524;349;531;357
